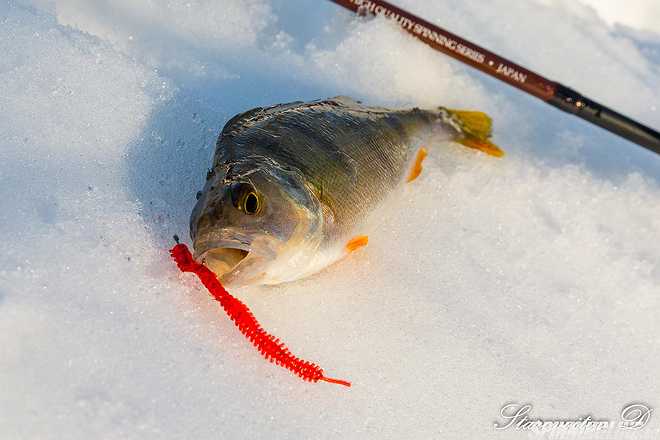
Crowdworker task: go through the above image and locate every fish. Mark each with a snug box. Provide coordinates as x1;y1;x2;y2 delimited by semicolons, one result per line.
190;96;502;286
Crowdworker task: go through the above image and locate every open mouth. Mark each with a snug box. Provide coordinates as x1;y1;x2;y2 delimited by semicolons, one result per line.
196;247;249;279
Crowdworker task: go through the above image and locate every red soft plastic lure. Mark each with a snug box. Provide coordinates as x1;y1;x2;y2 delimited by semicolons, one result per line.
170;242;350;387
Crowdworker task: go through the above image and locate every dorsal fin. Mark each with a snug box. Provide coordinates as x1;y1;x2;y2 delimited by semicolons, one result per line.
220;107;264;138
326;96;363;107
220;101;311;139
219;98;370;140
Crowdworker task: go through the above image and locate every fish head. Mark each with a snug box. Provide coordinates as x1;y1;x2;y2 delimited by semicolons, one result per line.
190;160;323;286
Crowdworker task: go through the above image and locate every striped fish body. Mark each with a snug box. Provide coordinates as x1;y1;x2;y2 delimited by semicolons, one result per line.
191;96;500;285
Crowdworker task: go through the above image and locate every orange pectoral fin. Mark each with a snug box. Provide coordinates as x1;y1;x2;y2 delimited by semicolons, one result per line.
346;235;369;252
406;147;428;182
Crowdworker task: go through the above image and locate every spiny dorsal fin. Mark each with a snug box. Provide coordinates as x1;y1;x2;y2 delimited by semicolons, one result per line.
220;107;264;138
220;101;306;139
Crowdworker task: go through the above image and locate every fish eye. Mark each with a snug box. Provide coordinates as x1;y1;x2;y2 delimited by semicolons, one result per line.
230;182;262;215
243;192;260;215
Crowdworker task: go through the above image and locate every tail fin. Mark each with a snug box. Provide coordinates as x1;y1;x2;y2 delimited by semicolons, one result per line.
439;108;504;157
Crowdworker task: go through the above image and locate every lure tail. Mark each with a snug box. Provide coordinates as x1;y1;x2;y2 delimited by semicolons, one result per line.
439;108;505;157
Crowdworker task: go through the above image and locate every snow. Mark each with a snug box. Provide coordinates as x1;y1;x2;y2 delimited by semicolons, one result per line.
576;0;660;34
1;0;660;438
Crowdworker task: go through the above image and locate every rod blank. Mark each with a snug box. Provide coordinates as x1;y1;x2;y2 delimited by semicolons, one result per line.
549;85;660;155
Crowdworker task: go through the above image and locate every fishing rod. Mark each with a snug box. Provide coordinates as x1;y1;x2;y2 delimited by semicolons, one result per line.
328;0;660;156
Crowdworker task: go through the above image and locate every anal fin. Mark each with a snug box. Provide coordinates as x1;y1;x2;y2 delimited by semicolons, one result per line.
406;147;428;182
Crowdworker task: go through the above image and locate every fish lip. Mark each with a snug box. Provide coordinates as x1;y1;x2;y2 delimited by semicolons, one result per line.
192;239;251;261
193;239;252;284
192;228;253;259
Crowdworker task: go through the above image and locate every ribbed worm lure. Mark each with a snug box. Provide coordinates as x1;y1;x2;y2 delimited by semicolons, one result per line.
170;238;351;387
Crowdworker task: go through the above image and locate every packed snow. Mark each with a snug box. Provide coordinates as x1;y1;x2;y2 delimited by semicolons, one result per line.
2;0;660;438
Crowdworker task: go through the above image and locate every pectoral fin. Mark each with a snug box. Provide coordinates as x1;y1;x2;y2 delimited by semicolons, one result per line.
346;235;368;252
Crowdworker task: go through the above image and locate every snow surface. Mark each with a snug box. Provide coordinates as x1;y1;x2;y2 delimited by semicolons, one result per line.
2;0;660;438
576;0;660;34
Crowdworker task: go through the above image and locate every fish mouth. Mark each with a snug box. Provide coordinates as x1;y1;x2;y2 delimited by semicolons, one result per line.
193;240;250;280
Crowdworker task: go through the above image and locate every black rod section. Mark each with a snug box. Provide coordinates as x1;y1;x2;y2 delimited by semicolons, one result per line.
549;85;660;155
